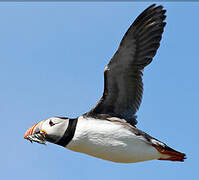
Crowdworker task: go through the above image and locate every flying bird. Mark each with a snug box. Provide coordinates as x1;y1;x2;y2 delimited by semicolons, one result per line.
24;4;186;163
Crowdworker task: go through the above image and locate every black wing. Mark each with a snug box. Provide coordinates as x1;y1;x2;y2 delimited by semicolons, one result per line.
87;4;166;126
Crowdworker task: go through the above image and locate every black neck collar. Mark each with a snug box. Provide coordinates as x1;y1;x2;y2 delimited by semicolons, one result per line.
55;118;78;147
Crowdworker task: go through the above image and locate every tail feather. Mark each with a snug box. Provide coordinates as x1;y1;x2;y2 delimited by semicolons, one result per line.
152;144;186;162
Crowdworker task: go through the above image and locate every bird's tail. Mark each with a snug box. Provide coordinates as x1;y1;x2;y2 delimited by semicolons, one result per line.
152;144;186;162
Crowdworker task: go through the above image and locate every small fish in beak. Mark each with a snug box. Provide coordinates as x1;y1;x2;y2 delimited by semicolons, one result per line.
24;123;47;145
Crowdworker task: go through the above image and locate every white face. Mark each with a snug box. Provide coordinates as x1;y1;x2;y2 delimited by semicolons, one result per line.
40;117;69;143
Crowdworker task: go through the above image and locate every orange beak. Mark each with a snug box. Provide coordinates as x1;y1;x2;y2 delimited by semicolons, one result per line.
24;123;39;139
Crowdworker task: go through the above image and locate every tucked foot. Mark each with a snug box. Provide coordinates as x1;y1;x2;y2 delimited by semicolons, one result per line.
153;144;186;162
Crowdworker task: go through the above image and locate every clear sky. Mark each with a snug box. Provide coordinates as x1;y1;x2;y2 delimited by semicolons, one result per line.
1;2;198;180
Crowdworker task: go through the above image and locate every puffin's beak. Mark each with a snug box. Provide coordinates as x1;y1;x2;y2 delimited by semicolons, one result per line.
24;122;46;144
24;123;39;140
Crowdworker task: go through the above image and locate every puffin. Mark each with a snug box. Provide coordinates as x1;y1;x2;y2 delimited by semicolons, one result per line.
24;4;186;163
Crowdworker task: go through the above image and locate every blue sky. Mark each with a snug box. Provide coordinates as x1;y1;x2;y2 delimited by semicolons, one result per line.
1;2;198;180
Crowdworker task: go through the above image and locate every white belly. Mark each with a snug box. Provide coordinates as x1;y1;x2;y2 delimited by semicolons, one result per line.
67;116;161;163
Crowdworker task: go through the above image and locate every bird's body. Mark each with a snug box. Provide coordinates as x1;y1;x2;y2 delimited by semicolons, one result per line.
24;4;186;163
67;116;167;163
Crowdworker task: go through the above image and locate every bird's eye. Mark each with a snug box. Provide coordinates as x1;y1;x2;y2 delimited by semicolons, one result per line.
49;120;55;126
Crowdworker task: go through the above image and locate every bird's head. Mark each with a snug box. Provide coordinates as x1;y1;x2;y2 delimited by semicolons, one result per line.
24;117;70;145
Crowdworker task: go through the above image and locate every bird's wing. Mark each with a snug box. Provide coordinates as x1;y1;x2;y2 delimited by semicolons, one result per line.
86;4;166;126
